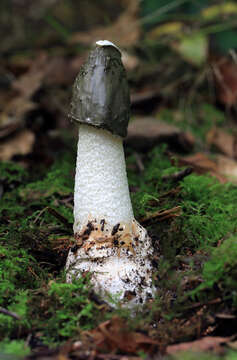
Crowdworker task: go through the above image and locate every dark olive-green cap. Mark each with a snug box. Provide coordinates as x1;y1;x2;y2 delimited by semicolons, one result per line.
69;41;130;138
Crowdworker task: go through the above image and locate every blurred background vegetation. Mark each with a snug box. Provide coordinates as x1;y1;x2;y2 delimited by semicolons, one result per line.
1;0;237;144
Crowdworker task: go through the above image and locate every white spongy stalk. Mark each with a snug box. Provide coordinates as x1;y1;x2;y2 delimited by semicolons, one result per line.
74;125;134;233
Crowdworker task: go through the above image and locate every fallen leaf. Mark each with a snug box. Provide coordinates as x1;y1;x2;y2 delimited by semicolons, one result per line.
207;127;236;158
130;88;161;108
0;129;35;160
213;57;237;106
179;152;227;183
0;97;36;138
166;336;230;355
0;52;84;140
216;154;237;183
227;340;237;350
43;56;84;86
0;54;47;138
126;117;195;152
83;317;157;354
12;52;84;93
12;52;47;98
69;0;140;48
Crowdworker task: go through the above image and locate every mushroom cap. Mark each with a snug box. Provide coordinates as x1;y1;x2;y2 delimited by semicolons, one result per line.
69;41;130;138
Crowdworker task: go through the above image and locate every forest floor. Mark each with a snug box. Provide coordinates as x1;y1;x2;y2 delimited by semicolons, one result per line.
1;1;237;359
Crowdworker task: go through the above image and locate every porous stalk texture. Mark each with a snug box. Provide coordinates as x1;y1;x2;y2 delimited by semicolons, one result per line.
73;125;134;233
67;124;154;306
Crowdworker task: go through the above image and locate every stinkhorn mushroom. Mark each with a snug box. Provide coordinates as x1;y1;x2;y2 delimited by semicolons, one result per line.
66;40;154;306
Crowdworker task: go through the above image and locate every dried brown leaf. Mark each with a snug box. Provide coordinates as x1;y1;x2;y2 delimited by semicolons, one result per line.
43;56;84;86
166;336;230;355
0;129;35;160
83;317;157;354
179;152;227;183
207;127;236;158
216;154;237;183
126;117;194;152
213;57;237;106
12;52;47;98
0;97;36;134
227;340;237;350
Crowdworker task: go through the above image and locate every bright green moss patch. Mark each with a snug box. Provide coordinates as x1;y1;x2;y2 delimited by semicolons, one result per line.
192;236;237;303
29;276;102;345
0;339;30;357
180;176;237;249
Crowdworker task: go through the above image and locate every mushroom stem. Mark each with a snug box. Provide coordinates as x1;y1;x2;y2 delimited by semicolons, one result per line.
73;124;134;233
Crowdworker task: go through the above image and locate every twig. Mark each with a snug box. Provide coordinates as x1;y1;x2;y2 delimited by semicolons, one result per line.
140;206;182;225
133;152;144;173
183;298;222;311
47;207;72;228
33;207;48;224
0;307;21;320
162;167;193;183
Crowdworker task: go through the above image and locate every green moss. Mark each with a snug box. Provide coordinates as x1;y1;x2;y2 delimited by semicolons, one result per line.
0;291;30;339
29;275;102;344
21;155;73;200
129;146;237;253
192;236;237;303
0;161;26;185
1;137;237;352
129;145;179;217
0;339;30;357
180;176;237;249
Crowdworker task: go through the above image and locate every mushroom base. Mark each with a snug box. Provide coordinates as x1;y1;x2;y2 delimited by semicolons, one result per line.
66;218;154;307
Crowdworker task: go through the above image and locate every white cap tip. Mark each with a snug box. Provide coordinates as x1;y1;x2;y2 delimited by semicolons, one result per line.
96;40;121;53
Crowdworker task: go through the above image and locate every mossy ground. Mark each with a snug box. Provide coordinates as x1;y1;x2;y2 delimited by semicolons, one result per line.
1;115;237;358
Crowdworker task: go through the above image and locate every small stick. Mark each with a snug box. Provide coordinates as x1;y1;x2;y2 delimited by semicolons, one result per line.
140;206;182;225
47;207;72;228
133;152;144;173
162;167;193;183
0;307;21;320
33;206;48;224
183;297;222;311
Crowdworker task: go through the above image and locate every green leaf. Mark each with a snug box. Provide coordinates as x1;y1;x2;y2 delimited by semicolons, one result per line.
172;33;208;66
202;2;237;20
